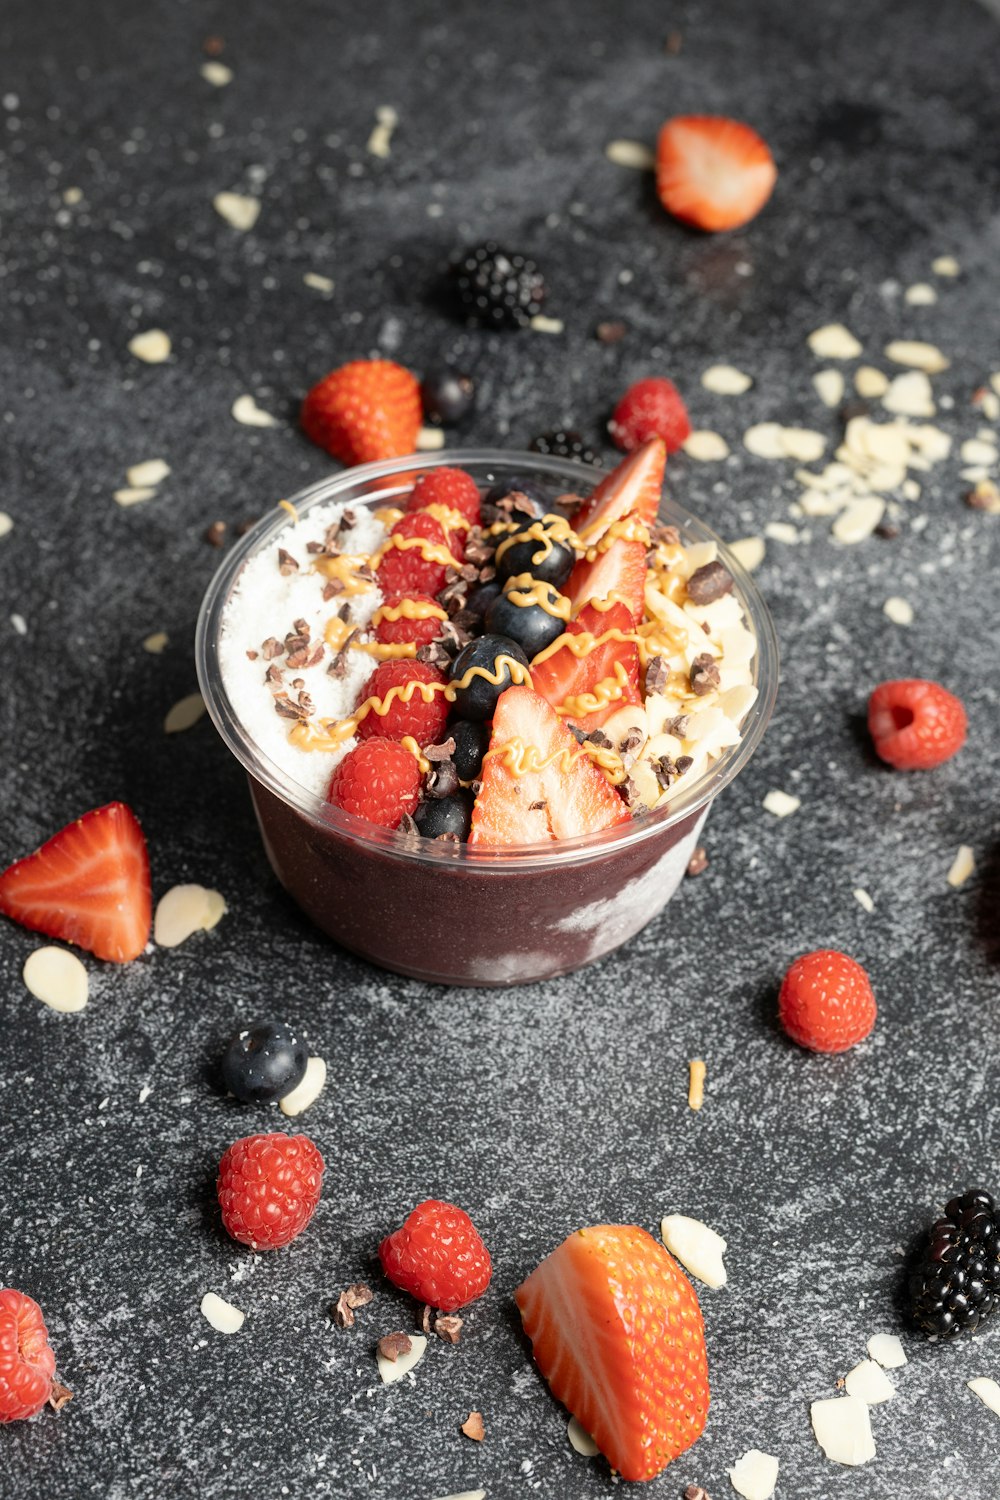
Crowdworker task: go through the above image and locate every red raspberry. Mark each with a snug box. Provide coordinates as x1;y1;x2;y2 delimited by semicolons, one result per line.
868;678;967;771
407;467;482;525
327;738;423;828
0;1290;56;1421
376;512;454;598
356;660;450;746
609;377;691;454
778;950;877;1054
379;1199;492;1311
217;1133;324;1251
375;593;446;650
300;359;421;466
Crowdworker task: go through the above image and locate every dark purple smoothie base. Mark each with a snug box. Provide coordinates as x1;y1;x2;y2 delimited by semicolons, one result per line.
249;777;705;987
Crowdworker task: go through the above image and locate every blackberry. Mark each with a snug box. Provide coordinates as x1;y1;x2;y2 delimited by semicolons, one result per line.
529;430;603;467
908;1189;1000;1337
451;243;546;329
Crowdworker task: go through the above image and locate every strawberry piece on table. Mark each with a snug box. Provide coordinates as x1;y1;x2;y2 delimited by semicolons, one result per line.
469;687;630;846
515;1223;710;1481
355;660;450;746
571;438;665;543
327;738;423;828
567;537;647;624
406;466;482;526
301;358;422;466
609;378;691;455
376;512;454;599
656;114;777;233
779;949;877;1053
0;802;151;963
379;1199;492;1312
868;678;967;771
0;1289;57;1422
529;602;641;732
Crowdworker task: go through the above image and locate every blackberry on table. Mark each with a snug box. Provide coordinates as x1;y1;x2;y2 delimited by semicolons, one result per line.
908;1188;1000;1338
451;243;546;329
529;429;603;467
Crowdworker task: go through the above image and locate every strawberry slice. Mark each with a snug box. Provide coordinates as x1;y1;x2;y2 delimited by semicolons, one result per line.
469;688;629;847
529;603;640;733
571;438;665;544
656;115;777;233
515;1223;710;1482
567;537;647;624
0;802;151;962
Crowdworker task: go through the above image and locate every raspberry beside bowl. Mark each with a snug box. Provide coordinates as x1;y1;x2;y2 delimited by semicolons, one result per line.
195;450;779;986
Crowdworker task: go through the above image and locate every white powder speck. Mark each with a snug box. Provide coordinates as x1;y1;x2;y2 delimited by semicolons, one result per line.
11;614;27;635
138;1083;152;1103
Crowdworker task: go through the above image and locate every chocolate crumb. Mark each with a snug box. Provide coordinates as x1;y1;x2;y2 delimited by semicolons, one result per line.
665;28;683;52
305;540;324;554
245;649;258;662
277;548;299;576
676;755;693;773
645;656;669;695
528;799;547;812
377;1331;412;1363
595;319;627;344
396;812;422;845
686;560;733;605
967;479;1000;513
235;518;256;536
48;1381;73;1412
204;520;227;548
264;665;284;691
333;1294;355;1328
435;831;461;844
273;693;309;721
653;756;677;790
286;640;325;670
426;760;460;800
652;522;681;547
585;729;612;749
618;725;645;767
434;1313;463;1343
683;1486;710;1500
875;521;902;539
341;507;357;529
461;1410;485;1442
469;779;483;797
690;653;720;696
664;714;690;738
291;677;305;689
322;579;345;601
416;640;453;670
621;776;643;809
686;845;709;877
419;1303;433;1335
567;723;589;744
327;631;358;678
424;737;457;762
203;33;225;54
261;637;283;660
337;602;352;622
345;1282;373;1309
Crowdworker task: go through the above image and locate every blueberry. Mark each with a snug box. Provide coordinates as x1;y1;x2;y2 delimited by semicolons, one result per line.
464;578;502;620
414;789;474;841
485;579;568;657
421;367;475;426
222;1019;308;1105
450;718;491;780
449;634;530;720
495;519;576;588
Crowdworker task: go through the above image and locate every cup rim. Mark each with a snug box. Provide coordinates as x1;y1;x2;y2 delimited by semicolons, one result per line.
195;448;780;871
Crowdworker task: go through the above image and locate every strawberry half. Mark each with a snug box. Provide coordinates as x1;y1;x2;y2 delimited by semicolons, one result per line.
0;802;151;962
515;1224;710;1482
529;603;640;733
469;688;629;847
567;537;647;624
656;115;777;233
571;438;665;544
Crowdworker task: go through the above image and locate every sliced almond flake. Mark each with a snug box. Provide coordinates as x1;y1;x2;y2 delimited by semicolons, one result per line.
946;845;975;889
763;521;800;544
279;1056;327;1117
567;1416;599;1456
529;313;564;334
142;631;169;654
884;338;950;373
377;1331;426;1384
128;328;171;364
967;1378;1000;1418
433;1492;486;1500
303;271;334;293
114;486;157;507
883;596;913;626
798;488;846;517
832;496;884;544
729;1448;780;1500
660;1214;727;1288
232;394;278;428
932;255;960;277
200;61;233;86
605;138;655;169
0;511;13;539
904;282;937;306
853;888;875;913
795;461;854;492
164;692;206;734
702;364;752;395
867;1333;907;1369
415;426;446;450
844;1359;895;1404
200;1292;245;1334
901;479;921;500
810;1395;876;1466
366;104;398;158
202;889;227;930
742;423;785;458
808;323;862;360
62;186;83;206
213;191;261;231
728;536;765;572
23;947;88;1013
813;369;844;408
127;459;170;488
991;373;1000;399
960;438;998;467
780;427;827;462
907;423;952;462
154;883;225;947
688;1058;706;1110
683;430;729;461
961;466;992;483
855;366;889;398
882;370;935;418
978;426;999;441
11;613;27;636
763;788;800;817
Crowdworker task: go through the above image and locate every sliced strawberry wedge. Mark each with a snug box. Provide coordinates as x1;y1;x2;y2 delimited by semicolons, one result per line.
530;603;640;733
571;437;665;545
515;1224;710;1482
567;537;647;623
656;115;777;233
469;688;629;847
0;802;152;962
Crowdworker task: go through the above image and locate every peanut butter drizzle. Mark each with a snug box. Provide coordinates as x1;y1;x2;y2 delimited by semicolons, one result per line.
493;514;575;571
556;662;632;720
314;554;375;596
399;735;431;774
278;499;300;523
373;506;405;529
368;533;462;571
420;503;472;534
503;575;571;619
581;514;652;561
353;640;418;660
371;598;448;626
484;736;625;784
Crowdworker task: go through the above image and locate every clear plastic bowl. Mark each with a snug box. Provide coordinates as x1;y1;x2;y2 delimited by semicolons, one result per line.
196;450;778;986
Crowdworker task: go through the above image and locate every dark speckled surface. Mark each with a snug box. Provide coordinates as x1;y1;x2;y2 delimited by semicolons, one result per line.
1;1;1000;1496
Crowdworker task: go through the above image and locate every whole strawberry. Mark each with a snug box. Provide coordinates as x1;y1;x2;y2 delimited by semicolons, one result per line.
0;1290;57;1421
868;678;967;771
379;1199;492;1311
609;377;691;454
301;359;422;466
779;950;877;1054
217;1133;324;1250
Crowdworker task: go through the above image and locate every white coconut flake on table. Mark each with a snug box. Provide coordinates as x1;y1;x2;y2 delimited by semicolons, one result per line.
763;521;800;545
605;139;655;169
128;328;171;363
763;789;800;818
200;1292;245;1334
200;61;233;86
213;191;260;231
904;282;937;306
884;338;950;373
844;1359;895;1404
232;394;279;427
728;1448;779;1500
932;254;960;276
883;596;914;626
853;888;875;913
808;323;863;359
968;1377;1000;1417
114;486;156;508
366;104;398;158
0;511;12;539
433;1492;486;1500
660;1214;727;1288
416;425;446;449
377;1333;427;1384
813;369;844;408
946;845;976;888
567;1416;599;1455
23;947;88;1013
867;1333;907;1368
127;459;170;487
810;1395;875;1466
280;1056;327;1117
702;364;753;395
683;430;730;461
303;271;334;293
143;631;168;654
855;365;889;397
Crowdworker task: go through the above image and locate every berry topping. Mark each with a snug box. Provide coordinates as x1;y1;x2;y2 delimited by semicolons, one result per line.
470;687;630;846
571;436;665;541
327;738;423;829
908;1189;1000;1338
217;1132;325;1251
448;634;530;721
406;465;482;526
0;1290;57;1422
530;602;641;733
868;678;967;771
485;579;569;657
514;1224;710;1481
529;429;603;466
609;377;691;455
656;114;777;233
778;950;877;1053
451;242;546;329
414;790;474;842
463;579;503;621
450;719;492;782
567;537;648;624
494;518;576;589
356;660;451;746
0;802;151;964
420;367;475;427
375;594;445;650
379;1199;492;1311
222;1020;308;1105
376;512;454;599
300;358;422;466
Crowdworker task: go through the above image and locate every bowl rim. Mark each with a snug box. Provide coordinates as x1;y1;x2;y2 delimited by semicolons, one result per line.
195;448;780;871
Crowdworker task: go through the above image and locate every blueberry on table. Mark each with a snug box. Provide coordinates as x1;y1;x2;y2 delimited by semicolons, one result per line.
415;789;474;841
222;1020;308;1105
420;367;475;426
485;579;568;656
450;719;491;781
494;519;576;588
449;634;530;720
